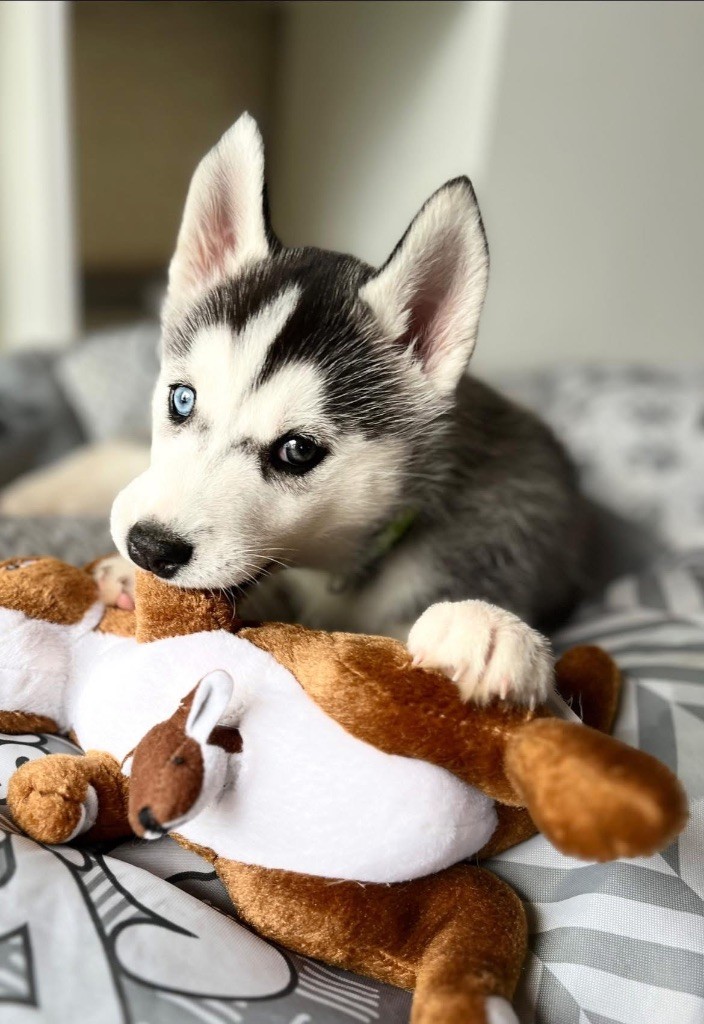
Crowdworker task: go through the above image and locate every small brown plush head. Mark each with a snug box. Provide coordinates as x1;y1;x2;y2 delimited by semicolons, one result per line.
128;670;241;837
0;557;98;625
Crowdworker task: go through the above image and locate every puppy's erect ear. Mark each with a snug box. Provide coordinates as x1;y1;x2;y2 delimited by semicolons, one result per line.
167;113;276;305
359;178;488;395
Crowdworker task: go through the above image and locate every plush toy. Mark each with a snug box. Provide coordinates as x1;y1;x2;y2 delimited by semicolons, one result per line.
0;556;687;1024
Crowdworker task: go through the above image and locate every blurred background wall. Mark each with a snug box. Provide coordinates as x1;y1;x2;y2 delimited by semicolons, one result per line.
0;0;77;348
1;0;703;375
74;0;278;324
272;0;704;376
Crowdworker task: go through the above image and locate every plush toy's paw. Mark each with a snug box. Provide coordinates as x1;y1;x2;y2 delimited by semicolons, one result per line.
8;755;99;844
92;554;136;611
408;600;552;706
413;991;518;1024
505;718;689;861
485;997;519;1024
64;785;99;840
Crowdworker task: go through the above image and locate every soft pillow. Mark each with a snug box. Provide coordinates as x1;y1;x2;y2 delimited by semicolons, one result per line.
55;323;160;444
501;365;704;550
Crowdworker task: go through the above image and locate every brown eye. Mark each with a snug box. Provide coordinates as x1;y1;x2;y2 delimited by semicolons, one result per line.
269;434;328;476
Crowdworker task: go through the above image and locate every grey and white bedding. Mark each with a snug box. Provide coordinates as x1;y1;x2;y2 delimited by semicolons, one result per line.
1;549;703;1023
501;364;704;553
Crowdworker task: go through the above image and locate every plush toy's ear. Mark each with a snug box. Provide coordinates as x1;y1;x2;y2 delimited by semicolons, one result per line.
359;178;488;396
166;113;277;310
186;671;234;746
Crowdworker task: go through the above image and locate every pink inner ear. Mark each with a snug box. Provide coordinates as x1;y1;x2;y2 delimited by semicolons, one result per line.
402;292;441;365
399;233;464;370
187;195;238;292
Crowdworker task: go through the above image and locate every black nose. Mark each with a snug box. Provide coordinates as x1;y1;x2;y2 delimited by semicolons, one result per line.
127;521;193;579
138;806;166;835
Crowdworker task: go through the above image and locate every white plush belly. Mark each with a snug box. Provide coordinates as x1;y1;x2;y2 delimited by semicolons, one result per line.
0;604;106;731
73;631;497;884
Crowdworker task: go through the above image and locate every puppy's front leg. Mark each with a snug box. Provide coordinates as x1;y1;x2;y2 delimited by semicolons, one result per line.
407;600;553;706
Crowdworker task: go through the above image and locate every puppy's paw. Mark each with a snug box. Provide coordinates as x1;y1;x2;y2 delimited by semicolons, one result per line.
407;599;552;706
92;554;136;611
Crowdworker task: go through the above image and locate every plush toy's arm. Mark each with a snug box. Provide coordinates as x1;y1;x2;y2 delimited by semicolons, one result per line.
240;622;539;804
0;710;60;735
133;570;240;641
8;750;132;845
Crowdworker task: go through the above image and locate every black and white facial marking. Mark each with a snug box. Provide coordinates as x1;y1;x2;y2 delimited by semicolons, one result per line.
111;113;489;590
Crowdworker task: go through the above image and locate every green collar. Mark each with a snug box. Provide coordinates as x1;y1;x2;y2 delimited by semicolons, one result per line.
329;507;418;594
366;507;418;564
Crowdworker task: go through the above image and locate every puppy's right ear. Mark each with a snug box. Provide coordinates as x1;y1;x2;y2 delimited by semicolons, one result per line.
167;113;277;307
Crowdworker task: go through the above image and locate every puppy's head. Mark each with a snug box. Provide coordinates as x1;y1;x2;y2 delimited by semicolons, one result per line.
111;114;489;590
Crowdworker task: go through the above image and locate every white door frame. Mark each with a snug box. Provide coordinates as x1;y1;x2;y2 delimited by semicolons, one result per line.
0;0;79;350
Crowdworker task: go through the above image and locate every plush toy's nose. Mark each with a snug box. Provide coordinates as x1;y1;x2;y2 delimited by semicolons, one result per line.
127;521;193;579
138;806;167;836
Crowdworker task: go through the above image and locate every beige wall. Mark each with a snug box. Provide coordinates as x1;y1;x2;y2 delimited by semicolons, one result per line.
477;0;704;374
270;1;507;262
271;0;704;375
7;1;701;364
73;0;278;273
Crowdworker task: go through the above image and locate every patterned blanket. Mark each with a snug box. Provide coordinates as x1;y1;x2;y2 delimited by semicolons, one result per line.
1;551;703;1024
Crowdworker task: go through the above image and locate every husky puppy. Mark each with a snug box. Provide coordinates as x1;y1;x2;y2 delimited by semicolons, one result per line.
108;114;592;706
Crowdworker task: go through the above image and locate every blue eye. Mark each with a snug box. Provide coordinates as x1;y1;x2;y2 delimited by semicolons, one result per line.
170;385;196;422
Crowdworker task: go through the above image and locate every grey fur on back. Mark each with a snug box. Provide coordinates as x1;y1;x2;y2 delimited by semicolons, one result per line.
369;373;593;631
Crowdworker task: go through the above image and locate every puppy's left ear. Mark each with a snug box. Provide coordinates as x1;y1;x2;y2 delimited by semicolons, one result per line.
360;178;488;395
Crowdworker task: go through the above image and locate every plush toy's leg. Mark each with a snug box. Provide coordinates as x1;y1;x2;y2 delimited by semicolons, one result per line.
478;644;626;859
554;644;622;733
409;867;526;1024
8;750;131;844
504;718;688;860
216;860;526;1024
